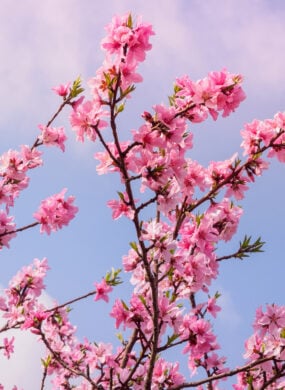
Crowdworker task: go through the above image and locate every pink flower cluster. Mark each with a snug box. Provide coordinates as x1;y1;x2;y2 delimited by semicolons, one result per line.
0;145;43;249
69;14;285;388
241;111;285;162
234;304;285;389
38;124;67;151
70;14;154;144
33;188;78;234
69;99;108;142
1;12;285;390
0;258;49;327
94;13;154;94
0;146;42;211
107;192;135;220
173;69;246;122
0;210;16;248
52;82;71;97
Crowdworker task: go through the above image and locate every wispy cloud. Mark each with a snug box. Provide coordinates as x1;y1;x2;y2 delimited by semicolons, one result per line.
0;1;285;386
1;0;284;135
0;291;53;389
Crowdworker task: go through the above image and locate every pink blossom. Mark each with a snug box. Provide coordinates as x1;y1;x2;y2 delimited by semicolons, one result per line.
210;198;243;241
94;279;113;302
0;210;16;248
254;304;285;337
107;192;135;220
33;189;78;234
0;296;7;311
38;124;67;151
207;297;221;318
94;141;130;175
101;13;154;63
52;82;71;97
7;258;49;307
0;149;27;182
70;99;108;142
122;248;140;272
244;333;263;360
152;359;185;387
21;310;49;332
20;145;43;170
119;60;143;89
3;336;15;359
110;299;130;329
241;118;276;156
174;69;245;123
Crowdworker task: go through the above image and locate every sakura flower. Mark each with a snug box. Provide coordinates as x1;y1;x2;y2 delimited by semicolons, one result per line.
101;13;154;63
241;118;276;156
254;304;285;337
122;248;140;272
0;149;27;182
110;299;130;329
2;336;15;359
20;145;43;170
0;210;16;248
207;297;221;318
152;359;185;387
33;189;78;235
107;192;135;220
70;99;108;142
94;279;113;303
38;124;67;152
52;82;71;97
0;296;7;311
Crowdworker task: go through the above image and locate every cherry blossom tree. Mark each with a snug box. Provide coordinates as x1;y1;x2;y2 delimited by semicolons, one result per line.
0;13;285;389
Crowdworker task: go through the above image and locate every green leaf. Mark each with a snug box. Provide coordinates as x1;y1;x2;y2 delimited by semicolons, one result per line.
117;191;125;201
41;355;52;368
168;95;175;106
173;84;181;94
121;300;129;311
116;333;124;343
120;85;135;99
214;291;221;300
195;213;204;227
166;333;179;346
116;103;125;114
126;14;133;28
104;268;122;286
139;294;146;306
130;241;138;252
69;76;84;98
236;235;265;260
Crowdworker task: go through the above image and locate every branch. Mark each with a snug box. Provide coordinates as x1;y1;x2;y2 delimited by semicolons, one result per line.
39;328;96;386
0;221;39;239
120;329;139;368
173;129;285;240
217;235;265;262
170;355;283;389
45;289;97;313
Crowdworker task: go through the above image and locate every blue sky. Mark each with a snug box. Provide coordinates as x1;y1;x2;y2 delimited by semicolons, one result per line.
0;0;285;388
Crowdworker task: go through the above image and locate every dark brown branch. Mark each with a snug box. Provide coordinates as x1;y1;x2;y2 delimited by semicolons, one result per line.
45;289;97;313
121;329;139;368
0;222;39;238
173;129;285;240
170;355;282;389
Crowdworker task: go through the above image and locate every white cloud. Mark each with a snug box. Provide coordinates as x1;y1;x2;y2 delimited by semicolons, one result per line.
1;1;285;385
1;0;284;138
0;291;53;389
216;288;242;331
